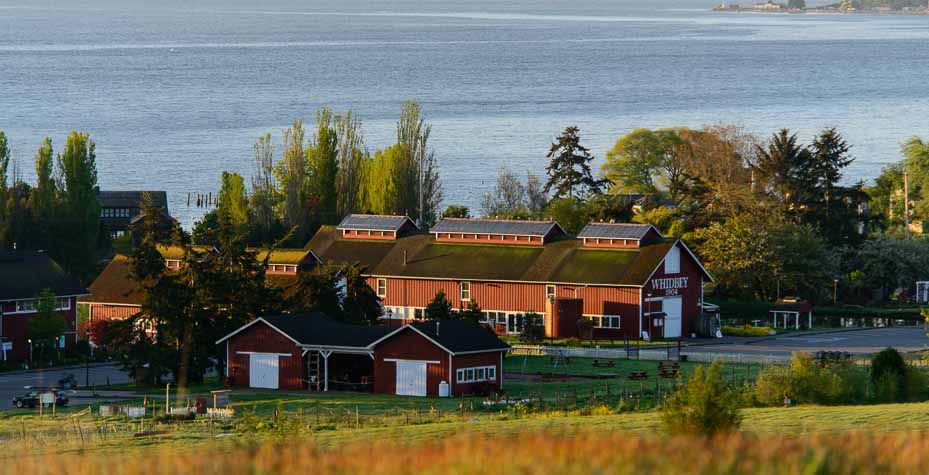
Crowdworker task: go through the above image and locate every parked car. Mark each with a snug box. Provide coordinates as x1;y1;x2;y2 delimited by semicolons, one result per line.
12;389;69;409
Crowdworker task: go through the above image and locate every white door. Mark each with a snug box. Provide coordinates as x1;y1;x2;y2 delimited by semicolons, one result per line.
663;297;683;338
395;360;428;396
249;354;280;389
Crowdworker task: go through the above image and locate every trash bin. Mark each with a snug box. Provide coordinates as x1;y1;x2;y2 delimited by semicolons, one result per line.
438;381;450;398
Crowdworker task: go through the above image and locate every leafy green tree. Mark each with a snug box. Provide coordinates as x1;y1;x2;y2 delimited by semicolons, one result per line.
396;100;442;227
307;108;339;225
30;138;56;253
543;198;590;235
191;209;220;246
442;205;470;218
0;131;9;245
217;171;249;233
519;312;545;343
850;236;929;301
274;120;308;240
602;128;672;195
249;133;280;244
544;126;602;199
55;131;100;280
335;110;366;219
660;361;742;436
340;263;383;325
425;290;453;320
482;167;528;218
28;289;68;364
525;172;548;218
362;145;401;215
871;347;907;402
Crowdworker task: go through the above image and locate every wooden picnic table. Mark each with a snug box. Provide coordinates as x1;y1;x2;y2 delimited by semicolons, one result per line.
592;359;616;368
627;371;649;381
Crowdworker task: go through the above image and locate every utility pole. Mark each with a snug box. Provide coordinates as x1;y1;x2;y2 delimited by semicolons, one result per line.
905;171;910;239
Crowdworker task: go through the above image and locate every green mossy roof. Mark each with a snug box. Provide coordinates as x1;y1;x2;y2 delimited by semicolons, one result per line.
307;227;679;286
156;245;312;265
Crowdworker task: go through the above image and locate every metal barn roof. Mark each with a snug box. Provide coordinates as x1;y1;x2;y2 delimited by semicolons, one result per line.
0;251;87;301
577;223;660;241
431;218;564;237
97;190;168;209
337;214;417;232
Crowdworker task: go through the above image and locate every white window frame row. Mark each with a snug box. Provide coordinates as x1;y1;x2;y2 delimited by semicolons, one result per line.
456;365;496;384
269;264;298;273
101;207;132;218
587;314;622;329
382;306;426;320
10;297;71;315
481;310;544;335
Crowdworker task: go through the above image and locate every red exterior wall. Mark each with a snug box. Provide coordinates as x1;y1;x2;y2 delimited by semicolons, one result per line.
582;238;639;249
0;296;78;362
374;328;449;397
226;322;305;390
434;233;544;246
341;229;397;241
88;304;140;321
642;244;704;338
450;351;504;395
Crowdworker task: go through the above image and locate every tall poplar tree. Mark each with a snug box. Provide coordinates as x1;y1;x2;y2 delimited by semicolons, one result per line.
216;171;249;233
275;120;307;238
0;131;9;246
32;137;55;221
335;110;366;219
250;133;278;243
307;108;339;225
396;100;442;227
56;131;100;279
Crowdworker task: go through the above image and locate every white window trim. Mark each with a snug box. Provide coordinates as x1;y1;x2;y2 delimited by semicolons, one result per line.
460;281;471;301
8;297;72;315
456;365;497;384
587;314;622;329
546;285;556;300
376;278;387;298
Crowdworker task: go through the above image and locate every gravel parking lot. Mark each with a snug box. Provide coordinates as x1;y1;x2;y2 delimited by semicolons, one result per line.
687;327;929;358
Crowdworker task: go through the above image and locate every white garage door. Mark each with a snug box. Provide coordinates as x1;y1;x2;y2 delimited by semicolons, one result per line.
663;297;683;338
249;353;280;389
395;360;428;397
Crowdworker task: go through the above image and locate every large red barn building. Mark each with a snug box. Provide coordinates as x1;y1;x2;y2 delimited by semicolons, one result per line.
0;251;87;362
308;215;713;340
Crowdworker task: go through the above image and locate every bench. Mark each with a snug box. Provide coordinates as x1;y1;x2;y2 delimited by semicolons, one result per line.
592;359;616;368
658;361;680;379
627;371;649;381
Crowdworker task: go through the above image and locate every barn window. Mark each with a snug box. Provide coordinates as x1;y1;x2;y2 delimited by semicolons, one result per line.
376;278;387;298
546;285;556;300
15;299;37;313
460;282;471;301
456;365;497;383
664;246;681;274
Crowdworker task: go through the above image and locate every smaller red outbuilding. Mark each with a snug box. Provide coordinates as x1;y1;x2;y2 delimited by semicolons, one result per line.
217;314;509;397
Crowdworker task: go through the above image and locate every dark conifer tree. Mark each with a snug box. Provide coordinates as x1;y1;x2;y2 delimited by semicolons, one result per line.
544;126;603;199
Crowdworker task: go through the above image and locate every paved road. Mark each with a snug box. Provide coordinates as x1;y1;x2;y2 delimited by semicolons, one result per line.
687;327;929;358
0;363;132;410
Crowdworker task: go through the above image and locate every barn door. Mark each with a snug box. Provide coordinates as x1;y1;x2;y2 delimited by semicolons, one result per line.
395;360;427;397
663;297;683;339
249;354;280;389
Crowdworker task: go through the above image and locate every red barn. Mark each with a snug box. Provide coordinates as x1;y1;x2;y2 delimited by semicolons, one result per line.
307;217;713;340
217;314;508;397
0;251;87;362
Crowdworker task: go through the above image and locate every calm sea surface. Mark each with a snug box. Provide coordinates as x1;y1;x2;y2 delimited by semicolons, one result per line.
2;0;929;227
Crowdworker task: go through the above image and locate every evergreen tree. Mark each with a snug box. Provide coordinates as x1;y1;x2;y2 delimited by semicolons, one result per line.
751;129;815;213
425;290;453;320
340;263;383;325
544;126;603;199
55;131;100;280
32;138;55;223
307;108;339;225
442;205;470;218
287;265;343;316
460;300;483;323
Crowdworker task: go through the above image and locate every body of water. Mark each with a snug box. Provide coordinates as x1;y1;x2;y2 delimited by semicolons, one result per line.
2;0;929;227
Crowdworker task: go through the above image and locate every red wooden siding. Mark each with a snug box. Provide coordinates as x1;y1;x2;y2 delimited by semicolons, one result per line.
374;328;449;397
433;233;545;246
581;238;640;249
0;297;78;361
450;351;503;395
341;229;397;240
642;243;705;337
227;322;305;390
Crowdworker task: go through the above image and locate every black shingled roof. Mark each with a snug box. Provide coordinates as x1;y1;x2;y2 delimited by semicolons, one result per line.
259;313;393;348
0;251;87;301
431;218;563;237
577;223;659;240
409;320;510;354
337;214;417;232
97;191;168;210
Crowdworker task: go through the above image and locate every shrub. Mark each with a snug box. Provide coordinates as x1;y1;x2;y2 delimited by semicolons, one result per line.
753;354;868;406
519;312;545;344
753;365;790;406
904;365;929;402
871;348;907;402
563;337;583;347
722;325;772;337
661;361;742;436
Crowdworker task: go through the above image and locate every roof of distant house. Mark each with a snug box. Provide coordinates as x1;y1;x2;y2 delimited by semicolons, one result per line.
431;218;565;237
79;254;143;305
97;191;168;209
407;320;510;353
217;313;393;348
577;223;661;241
0;251;87;301
337;214;417;232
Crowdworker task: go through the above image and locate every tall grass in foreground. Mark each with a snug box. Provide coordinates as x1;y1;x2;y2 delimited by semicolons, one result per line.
6;430;929;475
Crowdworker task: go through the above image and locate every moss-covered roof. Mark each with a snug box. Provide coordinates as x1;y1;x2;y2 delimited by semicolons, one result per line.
156;245;313;265
307;227;680;286
80;254;143;305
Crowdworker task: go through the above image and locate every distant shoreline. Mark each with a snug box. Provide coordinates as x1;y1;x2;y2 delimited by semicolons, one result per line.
712;5;929;14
